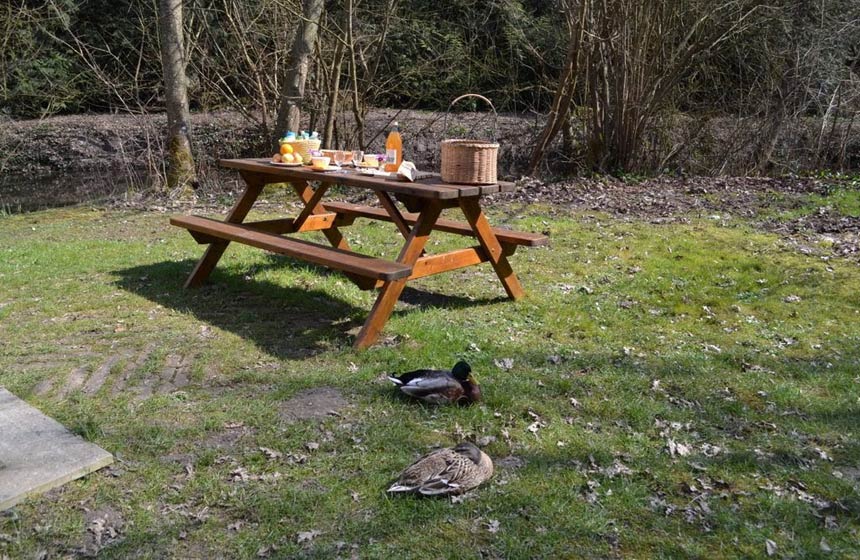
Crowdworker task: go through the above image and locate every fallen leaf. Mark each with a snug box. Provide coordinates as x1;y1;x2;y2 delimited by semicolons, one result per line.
297;529;321;544
820;538;832;553
494;358;515;371
228;521;243;532
526;421;544;436
700;443;722;457
766;539;777;556
259;447;283;460
229;467;249;482
601;460;633;478
814;447;833;462
570;397;581;408
306;442;320;451
486;519;500;533
783;295;802;303
666;439;691;457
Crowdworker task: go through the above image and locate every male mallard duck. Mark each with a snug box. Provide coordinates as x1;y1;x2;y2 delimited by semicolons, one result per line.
387;360;481;404
387;442;493;496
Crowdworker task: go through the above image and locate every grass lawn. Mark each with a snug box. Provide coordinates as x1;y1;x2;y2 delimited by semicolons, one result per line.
0;190;858;559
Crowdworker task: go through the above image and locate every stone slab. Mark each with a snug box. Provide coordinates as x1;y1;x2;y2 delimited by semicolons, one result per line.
0;387;113;511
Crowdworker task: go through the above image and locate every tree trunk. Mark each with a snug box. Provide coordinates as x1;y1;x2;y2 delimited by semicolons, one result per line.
526;0;587;175
323;39;345;149
274;0;325;144
158;0;196;192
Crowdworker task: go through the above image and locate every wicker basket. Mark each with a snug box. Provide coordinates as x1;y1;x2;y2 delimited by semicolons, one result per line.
440;94;499;185
282;139;321;163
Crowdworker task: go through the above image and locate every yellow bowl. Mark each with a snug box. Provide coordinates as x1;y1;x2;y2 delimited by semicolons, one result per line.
310;156;331;169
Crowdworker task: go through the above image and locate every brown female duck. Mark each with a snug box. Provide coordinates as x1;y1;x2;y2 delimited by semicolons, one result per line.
387;442;494;496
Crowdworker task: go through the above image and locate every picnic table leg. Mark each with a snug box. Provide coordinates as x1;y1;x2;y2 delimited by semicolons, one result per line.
291;180;377;290
184;171;265;288
376;191;412;238
354;202;443;349
458;197;525;300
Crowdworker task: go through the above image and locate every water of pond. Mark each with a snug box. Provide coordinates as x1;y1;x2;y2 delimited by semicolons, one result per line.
0;171;148;214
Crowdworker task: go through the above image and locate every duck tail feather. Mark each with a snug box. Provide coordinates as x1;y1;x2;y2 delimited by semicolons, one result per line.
387;483;416;493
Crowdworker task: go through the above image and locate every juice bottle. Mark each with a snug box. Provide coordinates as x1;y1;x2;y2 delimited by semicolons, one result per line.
384;121;403;172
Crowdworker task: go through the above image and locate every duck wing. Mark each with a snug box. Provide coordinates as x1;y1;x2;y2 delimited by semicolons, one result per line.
387;448;454;493
396;375;464;404
387;368;449;386
416;449;489;496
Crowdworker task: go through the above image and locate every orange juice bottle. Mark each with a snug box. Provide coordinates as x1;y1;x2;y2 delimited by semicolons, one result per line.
384;121;403;172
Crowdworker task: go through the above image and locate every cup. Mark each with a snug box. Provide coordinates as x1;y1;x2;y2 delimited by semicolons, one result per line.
310;156;330;170
351;150;365;168
332;150;346;171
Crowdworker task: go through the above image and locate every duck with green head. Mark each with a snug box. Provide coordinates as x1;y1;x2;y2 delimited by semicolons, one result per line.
387;360;481;405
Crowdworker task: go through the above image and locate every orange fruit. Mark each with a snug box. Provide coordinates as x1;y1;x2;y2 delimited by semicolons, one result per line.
280;143;294;155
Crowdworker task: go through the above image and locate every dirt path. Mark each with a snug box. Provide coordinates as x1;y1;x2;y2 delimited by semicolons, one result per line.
494;175;860;261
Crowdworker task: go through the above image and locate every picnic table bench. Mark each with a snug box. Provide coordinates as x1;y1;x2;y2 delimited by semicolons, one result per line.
170;158;548;348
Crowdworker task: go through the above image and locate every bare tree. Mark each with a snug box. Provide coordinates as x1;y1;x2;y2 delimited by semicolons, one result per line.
158;0;196;191
529;0;768;174
274;0;324;143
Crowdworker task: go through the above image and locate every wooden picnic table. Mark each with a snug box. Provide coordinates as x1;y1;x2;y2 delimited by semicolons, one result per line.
170;158;548;349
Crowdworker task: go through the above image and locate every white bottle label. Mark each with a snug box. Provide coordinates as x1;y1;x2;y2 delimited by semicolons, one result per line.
385;148;397;164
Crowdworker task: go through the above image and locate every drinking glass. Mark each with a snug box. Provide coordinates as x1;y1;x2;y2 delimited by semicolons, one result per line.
333;150;346;171
351;150;364;168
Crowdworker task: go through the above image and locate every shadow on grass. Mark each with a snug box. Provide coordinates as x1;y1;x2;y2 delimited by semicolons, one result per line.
113;256;504;358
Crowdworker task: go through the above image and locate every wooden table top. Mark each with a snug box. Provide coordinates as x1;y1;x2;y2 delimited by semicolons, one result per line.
219;158;517;200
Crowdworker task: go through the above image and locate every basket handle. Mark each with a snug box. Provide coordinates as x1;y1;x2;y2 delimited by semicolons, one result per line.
443;94;498;142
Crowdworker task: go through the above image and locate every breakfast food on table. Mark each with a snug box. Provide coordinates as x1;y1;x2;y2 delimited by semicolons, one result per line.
274;130;321;164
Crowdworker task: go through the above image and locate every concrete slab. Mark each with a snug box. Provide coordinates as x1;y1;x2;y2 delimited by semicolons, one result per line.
0;388;112;510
